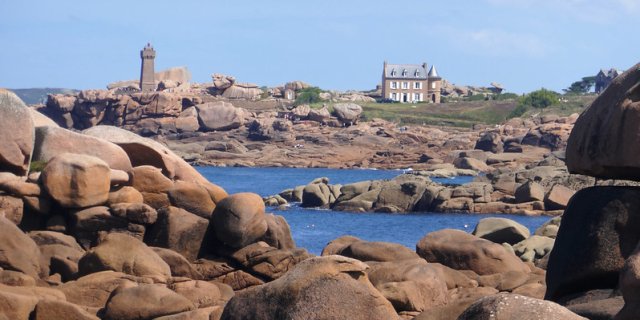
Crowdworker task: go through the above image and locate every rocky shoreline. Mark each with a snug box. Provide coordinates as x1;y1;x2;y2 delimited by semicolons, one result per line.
1;62;640;319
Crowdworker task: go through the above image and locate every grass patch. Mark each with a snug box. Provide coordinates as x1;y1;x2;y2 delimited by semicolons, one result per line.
29;160;47;172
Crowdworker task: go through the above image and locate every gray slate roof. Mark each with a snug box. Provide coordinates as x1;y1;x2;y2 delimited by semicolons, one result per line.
384;63;428;80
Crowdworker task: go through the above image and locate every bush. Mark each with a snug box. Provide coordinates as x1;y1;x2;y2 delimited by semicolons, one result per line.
30;160;47;172
520;88;559;109
294;87;323;105
466;94;487;101
494;92;519;101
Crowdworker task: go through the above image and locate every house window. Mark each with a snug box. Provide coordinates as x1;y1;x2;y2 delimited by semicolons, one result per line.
414;82;422;89
431;82;436;89
391;92;397;101
390;81;397;89
402;82;408;89
414;93;421;101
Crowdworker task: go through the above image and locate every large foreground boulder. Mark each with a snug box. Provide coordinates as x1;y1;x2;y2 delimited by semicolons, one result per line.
103;284;195;320
33;126;132;173
546;186;640;301
41;153;111;208
210;193;268;249
458;293;586;320
0;89;35;176
566;62;640;180
417;229;529;275
78;233;171;278
83;125;207;183
0;216;44;278
333;103;362;124
220;255;398;320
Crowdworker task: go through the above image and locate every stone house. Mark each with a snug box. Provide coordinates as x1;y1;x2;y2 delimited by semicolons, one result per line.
381;61;442;103
595;68;621;93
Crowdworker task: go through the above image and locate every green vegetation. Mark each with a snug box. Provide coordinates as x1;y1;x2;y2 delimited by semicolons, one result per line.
564;76;596;94
29;160;47;172
294;87;324;105
508;88;560;118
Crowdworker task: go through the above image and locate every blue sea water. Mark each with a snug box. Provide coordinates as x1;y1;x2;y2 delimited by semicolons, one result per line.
196;166;550;255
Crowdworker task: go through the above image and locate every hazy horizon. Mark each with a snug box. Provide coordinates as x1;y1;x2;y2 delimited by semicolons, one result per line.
1;0;638;94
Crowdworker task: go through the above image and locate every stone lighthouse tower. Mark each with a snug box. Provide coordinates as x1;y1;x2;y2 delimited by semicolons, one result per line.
140;43;156;92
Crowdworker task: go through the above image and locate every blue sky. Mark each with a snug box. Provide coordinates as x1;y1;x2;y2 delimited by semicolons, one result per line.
1;0;638;93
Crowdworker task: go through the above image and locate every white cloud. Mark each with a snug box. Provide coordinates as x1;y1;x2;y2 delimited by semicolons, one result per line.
434;27;550;58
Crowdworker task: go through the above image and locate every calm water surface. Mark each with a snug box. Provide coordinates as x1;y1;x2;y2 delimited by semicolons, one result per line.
197;166;550;255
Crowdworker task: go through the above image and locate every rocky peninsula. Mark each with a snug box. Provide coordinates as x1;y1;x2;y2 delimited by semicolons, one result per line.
1;62;640;319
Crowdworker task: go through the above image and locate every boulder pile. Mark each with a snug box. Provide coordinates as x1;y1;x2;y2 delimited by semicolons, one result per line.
0;87;593;319
543;62;640;319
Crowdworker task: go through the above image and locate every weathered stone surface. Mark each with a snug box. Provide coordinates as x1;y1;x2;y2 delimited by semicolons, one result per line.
474;132;503;153
131;165;173;193
151;247;202;279
145;206;209;261
514;181;545;203
261;214;295;250
301;182;331;207
0;89;34;176
33;126;132;173
545;184;575;210
616;242;640;319
83;125;208;183
417;229;529;275
0;195;24;224
0;216;44;278
57;271;144;308
472;217;530;245
333;103;363;124
0;289;38;320
231;242;311;280
78;233;171;278
0;270;36;287
69;206;129;248
107;186;144;205
534;216;561;239
167;181;216;218
453;157;491;172
196;101;244;131
367;259;449;313
308;106;331;123
325;237;419;262
175;106;200;132
103;284;195;320
513;235;554;262
110;202;157;224
33;299;100;320
210;192;268;248
546;186;640;301
41;153;111;208
566;63;640;180
458;293;586;320
220;255;398;320
170;279;233;309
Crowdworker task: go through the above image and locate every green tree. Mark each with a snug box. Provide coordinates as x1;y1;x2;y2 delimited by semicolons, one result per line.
564;76;596;94
294;87;323;105
508;88;559;118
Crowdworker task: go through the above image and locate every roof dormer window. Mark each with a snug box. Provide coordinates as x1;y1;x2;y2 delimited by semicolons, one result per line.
415;70;420;77
391;69;397;77
402;69;408;77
